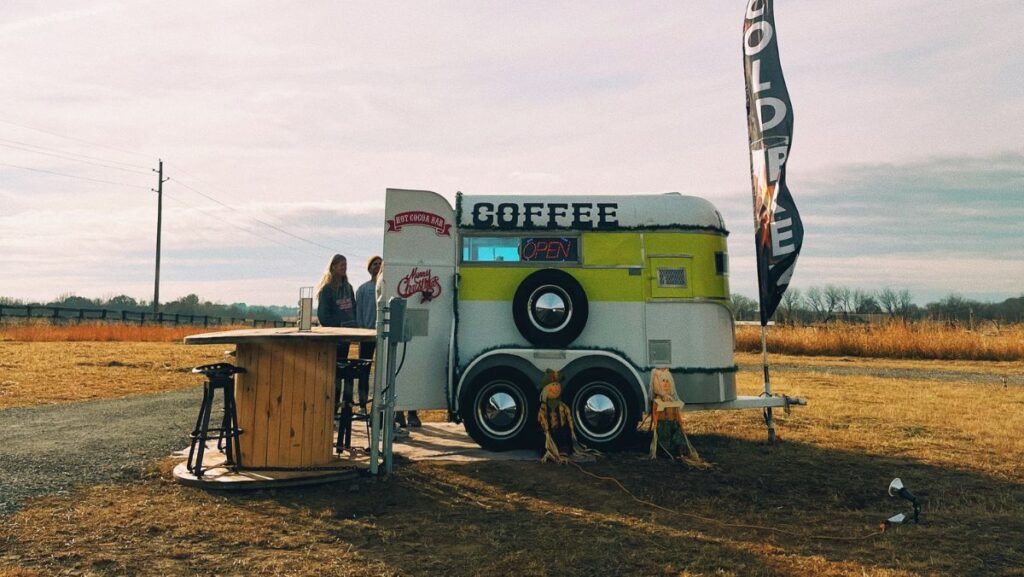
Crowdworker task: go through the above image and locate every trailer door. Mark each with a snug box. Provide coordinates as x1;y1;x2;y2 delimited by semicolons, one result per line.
381;188;455;411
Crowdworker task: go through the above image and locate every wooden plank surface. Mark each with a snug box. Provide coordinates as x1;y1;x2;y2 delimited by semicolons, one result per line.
227;340;340;469
265;343;286;467
184;327;375;345
285;341;307;466
313;343;337;464
236;344;256;467
251;344;273;467
276;342;299;468
299;343;316;466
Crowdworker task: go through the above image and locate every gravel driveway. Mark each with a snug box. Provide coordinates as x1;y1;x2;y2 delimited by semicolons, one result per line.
0;386;203;515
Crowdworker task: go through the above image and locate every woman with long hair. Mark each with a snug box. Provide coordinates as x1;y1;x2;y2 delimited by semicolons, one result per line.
317;254;357;328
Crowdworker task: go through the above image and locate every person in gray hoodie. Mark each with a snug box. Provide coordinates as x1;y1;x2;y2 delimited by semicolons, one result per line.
317;254;356;328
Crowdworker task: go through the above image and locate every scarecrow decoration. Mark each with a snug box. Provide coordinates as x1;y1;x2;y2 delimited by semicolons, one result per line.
537;369;597;463
649;368;710;468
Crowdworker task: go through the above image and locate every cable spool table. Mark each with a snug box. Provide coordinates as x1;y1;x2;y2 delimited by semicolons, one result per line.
174;326;376;489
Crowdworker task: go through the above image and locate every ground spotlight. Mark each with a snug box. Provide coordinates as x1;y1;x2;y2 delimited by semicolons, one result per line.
887;477;921;524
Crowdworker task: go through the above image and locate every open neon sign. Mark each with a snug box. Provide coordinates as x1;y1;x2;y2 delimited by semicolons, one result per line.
519;237;578;262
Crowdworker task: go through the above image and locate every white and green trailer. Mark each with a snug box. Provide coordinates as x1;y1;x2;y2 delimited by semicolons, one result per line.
379;188;795;451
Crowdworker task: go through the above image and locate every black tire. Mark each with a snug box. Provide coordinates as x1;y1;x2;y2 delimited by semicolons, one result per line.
566;369;640;451
460;367;539;451
512;269;589;348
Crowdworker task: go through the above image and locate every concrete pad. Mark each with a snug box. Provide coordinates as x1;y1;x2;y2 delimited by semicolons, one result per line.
386;422;540;462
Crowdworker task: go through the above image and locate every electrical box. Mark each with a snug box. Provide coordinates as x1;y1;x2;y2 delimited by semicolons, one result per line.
388;297;411;342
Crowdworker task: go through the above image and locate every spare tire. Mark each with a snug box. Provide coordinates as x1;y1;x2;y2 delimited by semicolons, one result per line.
512;269;589;348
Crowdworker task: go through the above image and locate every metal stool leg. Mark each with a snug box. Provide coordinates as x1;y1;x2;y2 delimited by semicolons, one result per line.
191;383;215;477
223;383;242;470
186;384;210;474
337;402;353;453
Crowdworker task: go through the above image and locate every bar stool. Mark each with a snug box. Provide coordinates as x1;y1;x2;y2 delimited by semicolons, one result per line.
187;363;246;477
335;358;373;454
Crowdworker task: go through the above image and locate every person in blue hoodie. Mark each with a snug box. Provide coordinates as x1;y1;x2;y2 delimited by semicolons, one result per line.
356;256;420;429
354;255;382;410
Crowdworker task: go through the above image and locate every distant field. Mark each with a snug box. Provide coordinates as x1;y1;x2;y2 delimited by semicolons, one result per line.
737;321;1024;361
0;340;361;409
6;320;1023;361
0;322;247;342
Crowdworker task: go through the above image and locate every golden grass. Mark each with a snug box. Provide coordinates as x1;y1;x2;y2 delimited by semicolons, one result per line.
2;345;1023;575
0;341;226;408
0;322;250;343
737;321;1024;361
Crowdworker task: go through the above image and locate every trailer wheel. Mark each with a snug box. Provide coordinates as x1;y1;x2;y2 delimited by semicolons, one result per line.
567;369;640;451
512;269;589;348
460;368;539;451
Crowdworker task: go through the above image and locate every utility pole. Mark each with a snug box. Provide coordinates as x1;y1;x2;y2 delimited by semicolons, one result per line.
152;159;168;315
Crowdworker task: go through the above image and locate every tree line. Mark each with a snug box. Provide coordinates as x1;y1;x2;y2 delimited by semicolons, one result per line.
0;293;295;322
731;287;1024;325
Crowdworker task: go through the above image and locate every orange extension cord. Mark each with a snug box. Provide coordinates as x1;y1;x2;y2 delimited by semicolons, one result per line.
568;460;884;542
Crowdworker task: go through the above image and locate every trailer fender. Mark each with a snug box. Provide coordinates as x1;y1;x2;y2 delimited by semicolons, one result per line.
454;353;545;414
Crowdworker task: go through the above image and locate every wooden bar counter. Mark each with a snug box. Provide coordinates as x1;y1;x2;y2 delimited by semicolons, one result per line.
183;327;376;470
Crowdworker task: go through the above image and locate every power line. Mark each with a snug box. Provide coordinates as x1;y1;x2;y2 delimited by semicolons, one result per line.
0;136;152;170
162;192;322;258
0;161;150;190
167;177;342;253
165;164;348;253
0;117;157;162
0;141;151;175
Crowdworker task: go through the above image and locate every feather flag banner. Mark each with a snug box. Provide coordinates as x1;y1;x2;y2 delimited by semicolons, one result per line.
743;0;804;326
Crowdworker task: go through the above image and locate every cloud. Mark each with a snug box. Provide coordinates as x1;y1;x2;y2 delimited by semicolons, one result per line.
1;3;1022;305
723;153;1024;302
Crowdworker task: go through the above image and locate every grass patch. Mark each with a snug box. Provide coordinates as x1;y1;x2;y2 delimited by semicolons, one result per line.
737;322;1024;361
0;322;251;343
1;345;1023;575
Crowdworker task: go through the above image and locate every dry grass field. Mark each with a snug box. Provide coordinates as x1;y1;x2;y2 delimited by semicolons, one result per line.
1;326;1023;575
737;321;1024;361
0;341;224;408
0;322;245;343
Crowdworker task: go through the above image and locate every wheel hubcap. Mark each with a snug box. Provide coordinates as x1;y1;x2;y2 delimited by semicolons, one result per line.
476;384;524;439
574;383;625;441
529;285;572;333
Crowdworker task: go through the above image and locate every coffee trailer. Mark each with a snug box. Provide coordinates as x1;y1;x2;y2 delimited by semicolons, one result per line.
380;188;796;451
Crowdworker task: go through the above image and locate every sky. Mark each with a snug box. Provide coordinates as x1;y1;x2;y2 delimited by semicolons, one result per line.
1;1;1021;307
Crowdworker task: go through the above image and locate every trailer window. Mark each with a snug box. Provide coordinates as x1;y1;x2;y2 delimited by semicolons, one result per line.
657;267;687;288
715;252;728;275
462;236;521;262
462;236;580;264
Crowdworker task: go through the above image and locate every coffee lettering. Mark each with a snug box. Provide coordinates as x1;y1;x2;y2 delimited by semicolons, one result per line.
546;203;569;228
523;203;544;227
497;203;519;229
597;203;618;229
472;203;494;227
571;203;594;229
468;201;619;230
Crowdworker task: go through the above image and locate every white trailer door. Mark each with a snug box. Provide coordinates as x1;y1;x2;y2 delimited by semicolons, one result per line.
381;188;455;410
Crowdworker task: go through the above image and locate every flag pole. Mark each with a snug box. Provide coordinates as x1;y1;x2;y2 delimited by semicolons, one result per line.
744;0;803;445
760;322;775;443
